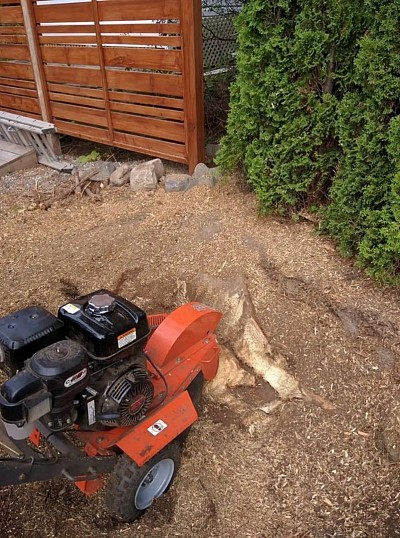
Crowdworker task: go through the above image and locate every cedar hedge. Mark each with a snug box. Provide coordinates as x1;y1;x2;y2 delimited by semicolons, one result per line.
216;0;400;283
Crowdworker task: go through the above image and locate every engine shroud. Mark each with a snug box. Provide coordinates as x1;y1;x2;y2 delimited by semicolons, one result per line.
0;290;154;438
58;289;150;360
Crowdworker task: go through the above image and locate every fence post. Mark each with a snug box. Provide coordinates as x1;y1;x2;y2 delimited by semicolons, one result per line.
20;0;61;155
180;0;205;174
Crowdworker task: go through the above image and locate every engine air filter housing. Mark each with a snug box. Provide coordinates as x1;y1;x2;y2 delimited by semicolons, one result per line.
0;307;65;375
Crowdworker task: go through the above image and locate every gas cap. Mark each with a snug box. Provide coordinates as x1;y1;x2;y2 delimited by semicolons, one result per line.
87;293;116;316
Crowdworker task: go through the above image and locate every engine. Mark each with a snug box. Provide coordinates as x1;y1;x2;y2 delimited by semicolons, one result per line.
0;290;154;440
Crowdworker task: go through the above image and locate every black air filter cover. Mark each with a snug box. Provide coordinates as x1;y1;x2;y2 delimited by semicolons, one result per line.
0;307;65;375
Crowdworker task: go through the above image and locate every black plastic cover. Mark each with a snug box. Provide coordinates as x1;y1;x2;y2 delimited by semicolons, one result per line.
0;306;65;375
58;290;150;360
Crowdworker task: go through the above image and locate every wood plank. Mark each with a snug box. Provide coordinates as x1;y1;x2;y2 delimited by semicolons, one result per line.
0;44;29;60
101;35;181;47
112;111;185;143
0;140;31;155
51;101;108;127
34;2;93;23
0;83;37;97
39;35;97;45
103;47;181;72
0;93;40;113
0;150;37;176
108;91;183;110
0;0;21;4
0;62;34;80
110;100;184;121
54;119;110;143
49;91;104;109
0;6;23;23
113;131;187;161
98;0;180;22
100;23;180;34
0;25;26;35
106;70;183;97
47;82;103;99
0;105;40;119
0;75;35;88
44;65;102;86
41;46;99;66
36;24;95;34
0;34;27;43
35;23;180;35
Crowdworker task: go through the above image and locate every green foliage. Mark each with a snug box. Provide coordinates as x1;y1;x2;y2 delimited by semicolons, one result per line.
78;150;101;164
217;0;400;283
322;0;400;282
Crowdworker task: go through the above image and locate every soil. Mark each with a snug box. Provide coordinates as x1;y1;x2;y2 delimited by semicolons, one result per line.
1;158;400;538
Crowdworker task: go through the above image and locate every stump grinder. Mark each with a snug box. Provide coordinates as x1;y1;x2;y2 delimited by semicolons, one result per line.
0;290;221;521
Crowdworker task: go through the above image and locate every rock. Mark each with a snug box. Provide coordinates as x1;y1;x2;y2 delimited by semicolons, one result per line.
79;161;116;185
188;163;218;189
165;173;191;192
130;166;157;192
135;158;164;181
110;164;131;186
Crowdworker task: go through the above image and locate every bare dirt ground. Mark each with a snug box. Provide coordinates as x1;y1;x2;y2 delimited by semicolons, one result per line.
1;161;400;538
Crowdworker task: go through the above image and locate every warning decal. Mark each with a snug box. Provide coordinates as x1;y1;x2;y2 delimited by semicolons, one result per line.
117;328;137;348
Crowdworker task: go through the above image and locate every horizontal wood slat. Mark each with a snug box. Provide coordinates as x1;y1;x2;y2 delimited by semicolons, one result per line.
109;101;184;122
101;35;181;47
106;70;183;97
112;111;185;143
0;92;40;113
0;0;21;4
108;91;183;110
0;6;23;23
36;24;95;34
98;0;180;21
36;23;180;35
49;91;104;109
0;34;27;43
51;101;108;127
0;83;37;97
113;131;186;161
0;26;26;35
44;65;102;86
0;44;29;60
47;82;103;100
39;35;96;45
0;75;36;89
99;23;181;34
54;119;110;143
34;2;93;23
41;45;99;66
0;62;34;80
103;47;181;72
0;106;40;119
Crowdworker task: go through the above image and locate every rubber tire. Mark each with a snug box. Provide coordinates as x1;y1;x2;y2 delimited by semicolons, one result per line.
106;440;182;522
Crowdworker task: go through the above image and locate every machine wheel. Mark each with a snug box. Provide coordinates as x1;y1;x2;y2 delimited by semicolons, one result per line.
106;440;182;522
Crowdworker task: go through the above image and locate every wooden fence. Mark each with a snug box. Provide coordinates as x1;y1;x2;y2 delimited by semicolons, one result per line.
0;0;204;171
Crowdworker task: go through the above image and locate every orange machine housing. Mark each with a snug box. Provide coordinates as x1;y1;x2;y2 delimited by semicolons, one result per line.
73;302;221;494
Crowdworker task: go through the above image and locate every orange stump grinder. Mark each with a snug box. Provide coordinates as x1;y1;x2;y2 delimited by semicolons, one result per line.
0;290;221;521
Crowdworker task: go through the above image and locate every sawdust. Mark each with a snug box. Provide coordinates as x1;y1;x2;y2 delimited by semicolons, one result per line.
0;162;400;538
